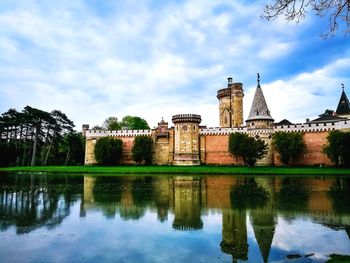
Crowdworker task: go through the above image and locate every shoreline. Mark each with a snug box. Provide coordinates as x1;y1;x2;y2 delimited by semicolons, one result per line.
1;165;350;175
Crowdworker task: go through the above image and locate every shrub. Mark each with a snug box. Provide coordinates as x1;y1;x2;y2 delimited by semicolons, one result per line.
228;132;267;167
132;135;153;165
94;137;123;165
272;131;305;165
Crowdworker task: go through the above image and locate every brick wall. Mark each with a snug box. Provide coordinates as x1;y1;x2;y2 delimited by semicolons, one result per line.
200;134;244;165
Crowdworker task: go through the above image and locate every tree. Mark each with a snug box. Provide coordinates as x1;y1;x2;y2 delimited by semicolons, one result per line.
262;0;350;37
228;132;268;167
272;131;305;165
0;106;80;167
132;135;153;164
94;137;123;165
102;117;121;130
323;130;350;166
121;115;150;130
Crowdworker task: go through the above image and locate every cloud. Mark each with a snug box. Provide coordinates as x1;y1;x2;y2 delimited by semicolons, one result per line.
0;0;349;130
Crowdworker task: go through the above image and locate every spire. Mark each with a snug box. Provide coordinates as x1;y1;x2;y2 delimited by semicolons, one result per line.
336;84;350;115
246;74;274;122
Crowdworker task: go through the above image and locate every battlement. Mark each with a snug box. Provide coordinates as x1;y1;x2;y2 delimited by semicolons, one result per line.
217;88;231;99
85;129;152;138
200;127;247;135
275;120;350;133
172;114;202;124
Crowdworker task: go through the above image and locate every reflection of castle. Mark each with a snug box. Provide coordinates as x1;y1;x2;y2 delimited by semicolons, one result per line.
80;175;350;263
84;76;350;166
2;174;350;262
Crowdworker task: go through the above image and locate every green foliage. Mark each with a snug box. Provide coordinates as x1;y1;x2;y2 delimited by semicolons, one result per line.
228;132;268;167
102;117;121;130
272;131;305;165
94;137;123;165
0;141;18;167
0;106;78;167
328;178;350;213
93;115;150;131
121;115;150;130
230;178;269;209
132;135;153;164
276;179;310;210
324;130;350;167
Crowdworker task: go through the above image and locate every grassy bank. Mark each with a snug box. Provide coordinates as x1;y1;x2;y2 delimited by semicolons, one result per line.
0;165;350;175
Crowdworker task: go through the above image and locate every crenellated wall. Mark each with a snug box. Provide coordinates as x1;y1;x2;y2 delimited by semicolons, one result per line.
84;120;350;166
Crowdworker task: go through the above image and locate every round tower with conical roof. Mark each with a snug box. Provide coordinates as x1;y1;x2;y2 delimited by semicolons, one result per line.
246;73;274;129
246;74;274;166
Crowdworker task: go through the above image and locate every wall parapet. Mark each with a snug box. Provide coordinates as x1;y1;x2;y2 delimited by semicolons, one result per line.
200;127;247;135
274;120;350;133
85;129;152;138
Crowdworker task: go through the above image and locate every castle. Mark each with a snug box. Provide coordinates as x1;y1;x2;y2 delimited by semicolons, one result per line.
84;75;350;166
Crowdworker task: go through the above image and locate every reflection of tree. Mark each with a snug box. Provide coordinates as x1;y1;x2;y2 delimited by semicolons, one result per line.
131;177;154;207
0;173;82;233
276;178;310;210
328;178;350;214
230;178;269;209
92;177;124;218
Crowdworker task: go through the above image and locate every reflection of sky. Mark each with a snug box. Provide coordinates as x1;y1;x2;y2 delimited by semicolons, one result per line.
1;201;350;263
270;216;350;262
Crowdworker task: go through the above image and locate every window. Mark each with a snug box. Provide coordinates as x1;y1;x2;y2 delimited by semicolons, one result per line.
224;116;228;124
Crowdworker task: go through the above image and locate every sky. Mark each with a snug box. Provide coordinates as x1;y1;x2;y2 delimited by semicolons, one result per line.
0;0;349;130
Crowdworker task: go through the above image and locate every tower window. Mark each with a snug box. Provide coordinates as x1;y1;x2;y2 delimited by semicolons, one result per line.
224;116;228;124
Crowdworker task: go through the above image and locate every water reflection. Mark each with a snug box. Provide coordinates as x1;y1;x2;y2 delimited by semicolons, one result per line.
1;173;350;262
0;173;82;233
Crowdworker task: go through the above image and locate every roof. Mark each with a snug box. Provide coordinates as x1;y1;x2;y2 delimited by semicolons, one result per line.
336;89;350;115
310;114;347;123
246;80;274;122
275;119;293;126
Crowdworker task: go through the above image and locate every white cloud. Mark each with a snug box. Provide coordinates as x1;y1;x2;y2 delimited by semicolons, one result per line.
0;0;348;130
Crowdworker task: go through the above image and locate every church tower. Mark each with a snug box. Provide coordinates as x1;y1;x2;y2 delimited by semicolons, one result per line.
217;77;244;128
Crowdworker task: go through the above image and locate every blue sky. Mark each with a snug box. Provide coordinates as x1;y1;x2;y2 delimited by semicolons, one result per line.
0;0;349;130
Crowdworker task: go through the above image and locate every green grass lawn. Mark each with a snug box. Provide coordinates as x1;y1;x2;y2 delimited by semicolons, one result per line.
0;165;350;175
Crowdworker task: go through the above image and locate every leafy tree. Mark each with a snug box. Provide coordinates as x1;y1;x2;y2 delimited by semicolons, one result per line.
102;117;121;130
94;137;123;165
323;130;350;167
0;106;80;167
228;132;268;167
132;135;153;164
121;115;150;130
272;131;305;165
262;0;350;38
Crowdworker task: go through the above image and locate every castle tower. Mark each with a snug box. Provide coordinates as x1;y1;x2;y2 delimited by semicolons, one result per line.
217;77;244;128
246;73;274;129
172;114;202;165
246;74;274;166
336;84;350;119
232;83;244;127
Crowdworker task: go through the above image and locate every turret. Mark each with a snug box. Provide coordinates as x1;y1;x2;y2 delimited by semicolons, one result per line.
246;73;274;129
172;114;202;165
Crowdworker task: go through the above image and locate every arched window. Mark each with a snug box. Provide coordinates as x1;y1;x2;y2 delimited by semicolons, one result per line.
224;116;228;124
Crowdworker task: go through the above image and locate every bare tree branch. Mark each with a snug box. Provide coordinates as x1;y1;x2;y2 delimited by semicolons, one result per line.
262;0;350;38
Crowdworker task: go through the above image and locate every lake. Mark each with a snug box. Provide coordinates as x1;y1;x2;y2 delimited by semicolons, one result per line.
0;173;350;263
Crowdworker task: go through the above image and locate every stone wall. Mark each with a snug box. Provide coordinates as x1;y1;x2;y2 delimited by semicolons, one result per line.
273;131;332;166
